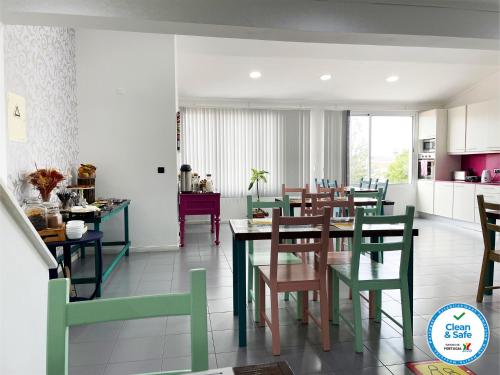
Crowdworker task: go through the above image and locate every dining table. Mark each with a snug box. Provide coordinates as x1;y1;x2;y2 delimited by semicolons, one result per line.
287;197;394;214
484;209;500;296
230;217;419;347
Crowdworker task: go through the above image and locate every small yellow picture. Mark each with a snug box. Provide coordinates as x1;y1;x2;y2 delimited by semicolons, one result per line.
7;92;27;142
407;360;475;375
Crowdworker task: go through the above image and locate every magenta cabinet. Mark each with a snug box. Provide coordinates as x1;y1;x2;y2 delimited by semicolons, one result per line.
178;193;221;247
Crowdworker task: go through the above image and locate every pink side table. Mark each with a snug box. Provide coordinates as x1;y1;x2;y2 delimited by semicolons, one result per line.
178;192;221;247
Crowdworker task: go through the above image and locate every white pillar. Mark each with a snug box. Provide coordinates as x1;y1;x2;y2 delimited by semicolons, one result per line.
309;108;324;188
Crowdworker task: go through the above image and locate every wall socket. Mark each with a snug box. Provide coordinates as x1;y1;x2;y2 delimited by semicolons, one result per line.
494;169;500;174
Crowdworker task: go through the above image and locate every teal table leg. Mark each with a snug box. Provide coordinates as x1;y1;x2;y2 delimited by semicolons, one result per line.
94;240;103;298
80;244;86;258
236;239;247;346
124;206;130;256
485;216;496;296
232;237;238;316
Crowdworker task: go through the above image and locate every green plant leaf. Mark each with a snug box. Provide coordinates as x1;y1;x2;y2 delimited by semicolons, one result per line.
248;182;254;190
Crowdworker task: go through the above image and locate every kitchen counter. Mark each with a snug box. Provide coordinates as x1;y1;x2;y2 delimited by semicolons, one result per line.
435;180;500;185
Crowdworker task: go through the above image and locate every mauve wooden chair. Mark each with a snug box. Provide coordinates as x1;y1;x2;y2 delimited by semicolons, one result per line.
257;207;331;355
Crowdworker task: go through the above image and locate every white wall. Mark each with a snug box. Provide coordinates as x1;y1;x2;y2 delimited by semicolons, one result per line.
0;194;54;375
0;22;6;184
77;29;179;250
446;70;500;107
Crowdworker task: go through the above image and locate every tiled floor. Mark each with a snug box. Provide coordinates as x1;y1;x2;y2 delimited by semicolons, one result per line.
68;218;500;375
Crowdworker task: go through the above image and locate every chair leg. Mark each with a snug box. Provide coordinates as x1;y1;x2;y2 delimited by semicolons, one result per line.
313;290;318;301
319;280;330;351
302;291;309;324
476;251;490;303
284;292;290;301
270;288;281;355
247;258;253;303
296;291;303;321
375;290;382;323
352;288;364;353
332;272;340;325
254;268;260;323
328;268;333;321
258;274;266;327
400;283;414;350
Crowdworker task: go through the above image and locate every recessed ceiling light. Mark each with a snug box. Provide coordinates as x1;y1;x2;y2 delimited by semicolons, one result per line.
386;75;399;83
320;74;332;81
249;71;262;79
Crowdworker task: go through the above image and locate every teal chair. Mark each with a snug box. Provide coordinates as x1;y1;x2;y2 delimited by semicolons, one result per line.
375;179;389;200
246;195;302;322
331;206;415;352
47;269;209;375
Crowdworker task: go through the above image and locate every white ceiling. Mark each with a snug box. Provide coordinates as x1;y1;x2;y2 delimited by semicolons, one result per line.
177;36;500;105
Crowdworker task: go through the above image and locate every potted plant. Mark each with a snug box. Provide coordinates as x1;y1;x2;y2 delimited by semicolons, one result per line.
248;168;269;218
27;167;65;202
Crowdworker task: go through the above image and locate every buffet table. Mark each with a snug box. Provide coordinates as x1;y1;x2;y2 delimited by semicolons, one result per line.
179;193;220;247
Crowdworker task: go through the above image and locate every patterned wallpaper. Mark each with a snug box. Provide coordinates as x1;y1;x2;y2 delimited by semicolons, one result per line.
4;25;78;202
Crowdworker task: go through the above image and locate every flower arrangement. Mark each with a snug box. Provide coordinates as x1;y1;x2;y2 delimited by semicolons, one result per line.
27;167;65;201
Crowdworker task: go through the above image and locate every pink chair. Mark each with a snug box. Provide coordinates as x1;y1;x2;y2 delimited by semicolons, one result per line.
257;207;331;355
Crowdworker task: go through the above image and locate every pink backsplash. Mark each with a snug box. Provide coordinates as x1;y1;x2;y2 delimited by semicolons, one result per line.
461;153;500;182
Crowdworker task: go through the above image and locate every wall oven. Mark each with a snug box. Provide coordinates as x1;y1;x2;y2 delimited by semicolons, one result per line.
418;153;435;180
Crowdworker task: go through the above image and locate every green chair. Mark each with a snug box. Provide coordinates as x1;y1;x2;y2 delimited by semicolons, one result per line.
359;177;372;189
331;206;415;352
247;195;302;322
350;187;383;216
47;269;209;375
375;179;389;200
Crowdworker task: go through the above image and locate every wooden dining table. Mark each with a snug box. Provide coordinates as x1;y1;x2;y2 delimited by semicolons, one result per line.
230;218;419;347
484;209;500;296
287;197;394;213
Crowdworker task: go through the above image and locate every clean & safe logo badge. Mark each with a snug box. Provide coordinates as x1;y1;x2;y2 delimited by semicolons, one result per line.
427;303;489;365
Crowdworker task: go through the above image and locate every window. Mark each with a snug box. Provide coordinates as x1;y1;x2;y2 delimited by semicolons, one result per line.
349;114;413;184
180;107;309;197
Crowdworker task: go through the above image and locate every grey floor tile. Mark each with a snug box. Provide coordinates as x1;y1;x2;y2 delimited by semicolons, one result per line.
109;336;165;363
364;337;431;366
334;366;393;375
317;341;382;371
69;364;106;375
119;317;167;339
104;359;162;375
70;322;123;343
69;340;116;366
162;354;217;371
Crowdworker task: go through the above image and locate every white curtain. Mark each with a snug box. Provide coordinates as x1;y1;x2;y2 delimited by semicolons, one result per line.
181;107;310;197
324;110;348;184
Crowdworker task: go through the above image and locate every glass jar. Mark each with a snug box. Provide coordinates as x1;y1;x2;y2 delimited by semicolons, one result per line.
44;203;63;228
192;173;200;192
24;200;48;230
205;174;214;192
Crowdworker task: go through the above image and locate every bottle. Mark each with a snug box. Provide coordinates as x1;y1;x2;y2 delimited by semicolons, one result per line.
192;173;200;192
24;199;48;230
205;174;214;192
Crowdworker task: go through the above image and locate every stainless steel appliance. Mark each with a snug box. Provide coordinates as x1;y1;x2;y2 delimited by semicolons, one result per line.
418;153;435;180
465;176;481;183
180;164;193;192
421;138;436;153
453;171;467;181
481;169;492;183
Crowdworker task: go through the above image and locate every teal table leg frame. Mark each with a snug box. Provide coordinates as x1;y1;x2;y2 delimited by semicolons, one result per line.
485;216;496;296
232;237;247;346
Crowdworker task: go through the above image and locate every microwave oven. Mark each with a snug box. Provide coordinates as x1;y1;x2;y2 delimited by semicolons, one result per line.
421;138;436;153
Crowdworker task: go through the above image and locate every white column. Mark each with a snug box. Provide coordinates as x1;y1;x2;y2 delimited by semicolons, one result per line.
309;108;325;188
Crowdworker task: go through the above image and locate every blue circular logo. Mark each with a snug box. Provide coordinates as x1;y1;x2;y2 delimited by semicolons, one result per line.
427;303;489;365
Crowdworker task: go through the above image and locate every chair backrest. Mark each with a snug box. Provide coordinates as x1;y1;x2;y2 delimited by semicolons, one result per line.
301;191;334;216
359;177;372;189
350;187;383;216
282;183;310;198
312;194;354;218
247;194;290;219
47;269;209;375
270;207;331;282
327;179;339;189
351;206;415;281
375;179;389;199
477;195;500;252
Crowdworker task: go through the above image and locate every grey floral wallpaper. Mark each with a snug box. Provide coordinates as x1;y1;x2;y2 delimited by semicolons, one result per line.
4;25;78;202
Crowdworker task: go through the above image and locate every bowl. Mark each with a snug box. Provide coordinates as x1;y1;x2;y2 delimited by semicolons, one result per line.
67;220;85;228
66;230;83;240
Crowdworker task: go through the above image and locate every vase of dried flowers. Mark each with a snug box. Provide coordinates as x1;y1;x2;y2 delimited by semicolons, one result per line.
27;168;65;202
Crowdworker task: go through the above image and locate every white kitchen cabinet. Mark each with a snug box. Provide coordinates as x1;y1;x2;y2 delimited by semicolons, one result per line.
452;183;476;222
434;182;454;218
417;180;434;214
474;185;500;223
447;106;466;153
466;99;500;152
418;110;437;140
